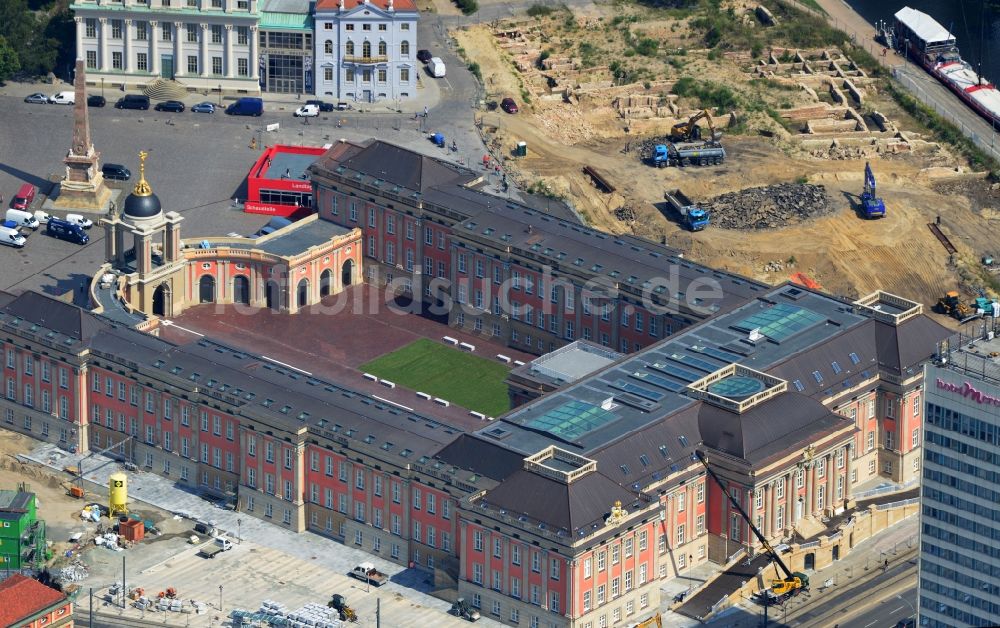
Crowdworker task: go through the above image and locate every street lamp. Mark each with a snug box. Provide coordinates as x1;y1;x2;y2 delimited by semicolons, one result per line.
898;593;916;620
218;84;222;105
237;518;242;544
218;585;223;612
101;77;105;99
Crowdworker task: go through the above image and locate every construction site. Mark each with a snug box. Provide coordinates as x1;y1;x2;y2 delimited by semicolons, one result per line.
457;0;1000;319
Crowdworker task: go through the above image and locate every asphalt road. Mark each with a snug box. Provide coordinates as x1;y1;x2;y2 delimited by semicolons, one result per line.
782;550;918;628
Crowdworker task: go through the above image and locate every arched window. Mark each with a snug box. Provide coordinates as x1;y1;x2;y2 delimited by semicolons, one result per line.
362;40;371;58
378;40;386;56
345;40;354;56
400;40;409;56
324;40;332;54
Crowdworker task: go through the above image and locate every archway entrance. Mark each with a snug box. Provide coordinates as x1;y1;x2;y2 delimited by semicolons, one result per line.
803;553;815;571
297;279;309;308
266;281;280;311
233;275;250;305
320;269;333;297
152;283;168;316
198;275;215;304
342;259;354;287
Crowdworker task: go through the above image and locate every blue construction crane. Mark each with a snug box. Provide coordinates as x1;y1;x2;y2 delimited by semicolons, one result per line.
861;162;886;219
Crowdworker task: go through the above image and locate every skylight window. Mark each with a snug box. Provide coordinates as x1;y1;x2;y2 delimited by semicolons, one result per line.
812;371;823;383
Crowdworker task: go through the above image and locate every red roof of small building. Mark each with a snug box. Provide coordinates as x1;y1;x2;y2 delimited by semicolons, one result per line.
0;575;69;626
315;0;417;12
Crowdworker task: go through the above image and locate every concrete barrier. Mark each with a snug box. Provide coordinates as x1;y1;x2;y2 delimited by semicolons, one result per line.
433;398;450;407
362;373;378;381
416;392;432;400
470;411;486;420
443;336;458;345
380;380;396;389
459;342;475;352
497;354;511;363
514;360;525;366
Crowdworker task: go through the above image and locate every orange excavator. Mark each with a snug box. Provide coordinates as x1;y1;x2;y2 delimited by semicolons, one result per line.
634;613;663;628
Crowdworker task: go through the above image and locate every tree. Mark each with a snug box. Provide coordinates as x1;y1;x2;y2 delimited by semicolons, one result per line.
0;36;20;83
0;0;62;76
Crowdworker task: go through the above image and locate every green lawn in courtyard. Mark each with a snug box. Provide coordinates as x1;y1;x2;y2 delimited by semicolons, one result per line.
359;338;512;417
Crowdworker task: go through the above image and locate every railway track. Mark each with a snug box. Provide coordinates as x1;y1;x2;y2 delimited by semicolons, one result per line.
927;222;957;255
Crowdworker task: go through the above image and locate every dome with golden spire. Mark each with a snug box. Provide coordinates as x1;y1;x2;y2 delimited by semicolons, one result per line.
123;150;162;220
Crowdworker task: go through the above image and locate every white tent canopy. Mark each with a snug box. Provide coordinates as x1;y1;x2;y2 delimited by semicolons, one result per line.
895;7;955;46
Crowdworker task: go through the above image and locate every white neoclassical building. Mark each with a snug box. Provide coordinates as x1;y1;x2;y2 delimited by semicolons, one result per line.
72;0;262;95
313;0;418;103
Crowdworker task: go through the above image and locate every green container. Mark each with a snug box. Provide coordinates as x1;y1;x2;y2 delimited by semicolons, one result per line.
515;141;527;157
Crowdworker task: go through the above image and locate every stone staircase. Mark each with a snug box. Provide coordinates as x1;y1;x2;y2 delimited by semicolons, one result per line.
142;78;188;101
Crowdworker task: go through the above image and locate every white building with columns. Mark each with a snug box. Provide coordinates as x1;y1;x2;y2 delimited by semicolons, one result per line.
72;0;261;95
313;0;418;103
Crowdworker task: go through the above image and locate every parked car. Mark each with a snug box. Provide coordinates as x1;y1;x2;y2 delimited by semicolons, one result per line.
305;99;334;112
500;97;518;114
24;93;48;104
0;226;26;248
11;184;36;210
427;57;446;78
33;211;50;225
225;97;263;116
191;102;216;114
154;100;185;112
102;164;131;181
46;218;89;245
417;49;433;63
5;209;39;230
294;104;319;117
49;91;75;105
115;94;150;110
87;95;106;107
66;213;94;229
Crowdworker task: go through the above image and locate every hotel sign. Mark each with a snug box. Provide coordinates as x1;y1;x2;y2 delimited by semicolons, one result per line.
936;377;1000;407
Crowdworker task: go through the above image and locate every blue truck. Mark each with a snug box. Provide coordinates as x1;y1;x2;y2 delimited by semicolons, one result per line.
664;189;709;231
225;97;263;116
651;141;725;167
860;162;886;219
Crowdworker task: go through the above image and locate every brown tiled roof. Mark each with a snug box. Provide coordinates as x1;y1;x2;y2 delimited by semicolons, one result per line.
0;575;68;626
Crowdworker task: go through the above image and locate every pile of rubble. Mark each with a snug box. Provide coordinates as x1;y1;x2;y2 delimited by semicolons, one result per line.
635;136;672;157
614;205;636;222
58;560;90;582
704;183;832;230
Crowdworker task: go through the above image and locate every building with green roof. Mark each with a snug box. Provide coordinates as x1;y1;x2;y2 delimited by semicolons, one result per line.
0;488;47;572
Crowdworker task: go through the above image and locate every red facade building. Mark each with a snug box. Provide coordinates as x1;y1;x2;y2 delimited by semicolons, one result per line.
0;574;74;628
245;145;327;217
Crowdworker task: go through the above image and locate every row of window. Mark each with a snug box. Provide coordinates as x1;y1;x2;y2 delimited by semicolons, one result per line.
322;39;410;57
84;19;249;44
467;592;562;628
85;50;249;76
5;349;69;387
323;21;412;32
337;67;409;83
580;592;650;627
5;379;71;419
5;408;71;442
468;568;561;613
581;566;648;611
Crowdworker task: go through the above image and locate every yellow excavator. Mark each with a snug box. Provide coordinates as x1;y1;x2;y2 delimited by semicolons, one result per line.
669;109;721;143
634;613;662;628
695;451;809;600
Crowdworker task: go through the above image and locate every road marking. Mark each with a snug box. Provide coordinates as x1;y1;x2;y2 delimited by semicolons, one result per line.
864;621;879;628
890;606;904;614
442;77;453;91
261;355;312;375
160;320;205;337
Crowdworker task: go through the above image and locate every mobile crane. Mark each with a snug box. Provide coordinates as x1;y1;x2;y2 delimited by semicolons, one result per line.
669;109;721;143
695;451;809;600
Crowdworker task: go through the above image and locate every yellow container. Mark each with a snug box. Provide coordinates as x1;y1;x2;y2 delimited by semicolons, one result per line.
109;472;128;516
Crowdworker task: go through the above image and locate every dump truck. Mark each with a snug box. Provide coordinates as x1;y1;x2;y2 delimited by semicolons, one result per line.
664;189;709;231
651;141;725;167
349;562;388;586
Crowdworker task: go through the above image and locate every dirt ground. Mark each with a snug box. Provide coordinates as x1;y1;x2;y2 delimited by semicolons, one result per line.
452;8;1000;321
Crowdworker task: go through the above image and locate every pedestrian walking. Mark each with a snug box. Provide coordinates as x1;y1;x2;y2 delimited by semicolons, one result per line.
249;137;257;150
423;106;428;117
882;559;888;573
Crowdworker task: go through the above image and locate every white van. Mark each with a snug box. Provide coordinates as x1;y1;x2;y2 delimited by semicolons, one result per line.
0;226;26;248
428;57;446;78
49;91;75;105
214;537;233;551
5;209;40;230
33;211;50;225
65;213;94;229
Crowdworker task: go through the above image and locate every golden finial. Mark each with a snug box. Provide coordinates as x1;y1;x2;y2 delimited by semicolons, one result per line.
133;150;152;197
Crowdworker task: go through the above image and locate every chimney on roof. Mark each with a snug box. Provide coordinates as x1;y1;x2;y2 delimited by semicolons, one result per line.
388;0;394;10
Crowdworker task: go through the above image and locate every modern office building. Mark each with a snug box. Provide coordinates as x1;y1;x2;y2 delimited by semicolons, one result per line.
259;0;314;94
72;0;261;95
0;489;47;572
313;0;419;102
920;327;1000;627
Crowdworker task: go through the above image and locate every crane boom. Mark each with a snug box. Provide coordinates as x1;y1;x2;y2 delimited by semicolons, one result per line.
694;450;796;581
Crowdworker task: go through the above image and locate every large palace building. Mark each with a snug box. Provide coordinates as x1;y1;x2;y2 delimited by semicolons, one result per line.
0;140;949;627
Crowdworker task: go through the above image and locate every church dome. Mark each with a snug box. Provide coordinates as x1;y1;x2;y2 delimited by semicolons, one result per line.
122;150;162;221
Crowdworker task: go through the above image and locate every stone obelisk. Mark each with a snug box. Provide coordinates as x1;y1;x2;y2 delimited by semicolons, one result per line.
50;59;112;211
